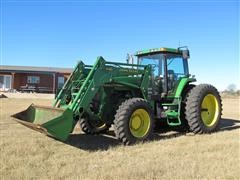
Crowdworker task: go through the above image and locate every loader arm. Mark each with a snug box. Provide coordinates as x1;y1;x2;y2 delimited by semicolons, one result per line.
53;61;92;108
69;56;152;118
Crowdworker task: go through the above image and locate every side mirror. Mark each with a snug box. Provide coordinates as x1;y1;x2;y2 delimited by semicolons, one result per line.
182;50;190;59
178;46;190;59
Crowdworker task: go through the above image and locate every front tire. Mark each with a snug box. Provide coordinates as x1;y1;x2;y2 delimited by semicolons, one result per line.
185;84;222;133
79;117;109;135
114;98;155;145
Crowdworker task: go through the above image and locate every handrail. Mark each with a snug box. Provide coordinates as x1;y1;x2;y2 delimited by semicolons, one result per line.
105;61;147;67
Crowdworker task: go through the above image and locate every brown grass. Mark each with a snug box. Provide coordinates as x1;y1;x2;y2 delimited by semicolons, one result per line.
0;97;239;179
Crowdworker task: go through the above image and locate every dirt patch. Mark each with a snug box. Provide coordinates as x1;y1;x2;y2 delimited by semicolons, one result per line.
1;92;54;99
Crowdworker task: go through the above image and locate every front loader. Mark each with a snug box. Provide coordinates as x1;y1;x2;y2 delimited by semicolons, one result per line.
12;47;222;145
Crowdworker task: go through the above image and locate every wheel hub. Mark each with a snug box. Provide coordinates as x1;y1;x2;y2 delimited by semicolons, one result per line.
131;116;142;130
201;94;219;127
129;109;150;138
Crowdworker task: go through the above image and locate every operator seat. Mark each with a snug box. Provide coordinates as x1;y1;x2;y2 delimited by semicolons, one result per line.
167;70;177;90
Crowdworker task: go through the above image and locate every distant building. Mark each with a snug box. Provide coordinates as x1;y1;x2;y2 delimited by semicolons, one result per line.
0;65;72;93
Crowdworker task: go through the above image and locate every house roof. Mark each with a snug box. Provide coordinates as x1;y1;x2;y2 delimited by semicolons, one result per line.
0;65;73;74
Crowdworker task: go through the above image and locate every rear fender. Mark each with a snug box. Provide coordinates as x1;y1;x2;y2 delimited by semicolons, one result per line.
174;77;196;98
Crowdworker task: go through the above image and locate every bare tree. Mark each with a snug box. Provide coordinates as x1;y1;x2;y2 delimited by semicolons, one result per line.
226;84;237;92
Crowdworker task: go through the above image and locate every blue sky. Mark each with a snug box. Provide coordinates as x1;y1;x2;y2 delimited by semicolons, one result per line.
0;0;239;90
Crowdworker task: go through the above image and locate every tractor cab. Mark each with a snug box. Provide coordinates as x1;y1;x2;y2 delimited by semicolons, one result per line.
135;47;190;96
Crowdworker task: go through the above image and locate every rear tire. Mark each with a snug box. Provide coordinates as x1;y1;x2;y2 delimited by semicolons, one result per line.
180;84;195;131
114;98;155;145
185;84;222;133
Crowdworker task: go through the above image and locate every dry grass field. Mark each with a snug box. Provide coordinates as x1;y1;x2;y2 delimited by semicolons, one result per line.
0;96;239;179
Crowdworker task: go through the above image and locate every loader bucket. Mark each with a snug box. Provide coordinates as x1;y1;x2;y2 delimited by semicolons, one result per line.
12;104;74;141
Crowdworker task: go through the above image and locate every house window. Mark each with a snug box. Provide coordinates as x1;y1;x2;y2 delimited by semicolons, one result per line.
58;76;65;88
0;75;12;91
27;76;40;84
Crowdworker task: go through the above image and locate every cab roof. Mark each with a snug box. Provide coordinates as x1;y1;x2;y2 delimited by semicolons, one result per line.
135;47;182;56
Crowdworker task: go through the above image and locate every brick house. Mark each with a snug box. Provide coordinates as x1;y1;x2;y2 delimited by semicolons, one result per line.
0;65;72;93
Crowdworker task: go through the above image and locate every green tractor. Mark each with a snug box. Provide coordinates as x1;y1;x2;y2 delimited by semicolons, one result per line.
13;47;222;145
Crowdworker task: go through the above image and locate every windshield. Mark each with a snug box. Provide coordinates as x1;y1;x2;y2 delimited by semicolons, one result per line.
138;53;189;78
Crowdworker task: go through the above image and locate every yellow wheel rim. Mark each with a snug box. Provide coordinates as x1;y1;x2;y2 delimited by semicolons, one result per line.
90;121;106;130
96;123;106;129
129;109;151;138
201;94;219;127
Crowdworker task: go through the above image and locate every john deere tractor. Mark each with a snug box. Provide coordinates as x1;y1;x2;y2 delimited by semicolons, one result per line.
13;47;222;145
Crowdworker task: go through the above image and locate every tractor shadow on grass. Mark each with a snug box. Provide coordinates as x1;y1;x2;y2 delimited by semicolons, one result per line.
66;132;121;151
151;118;240;141
218;118;240;131
65;118;240;151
